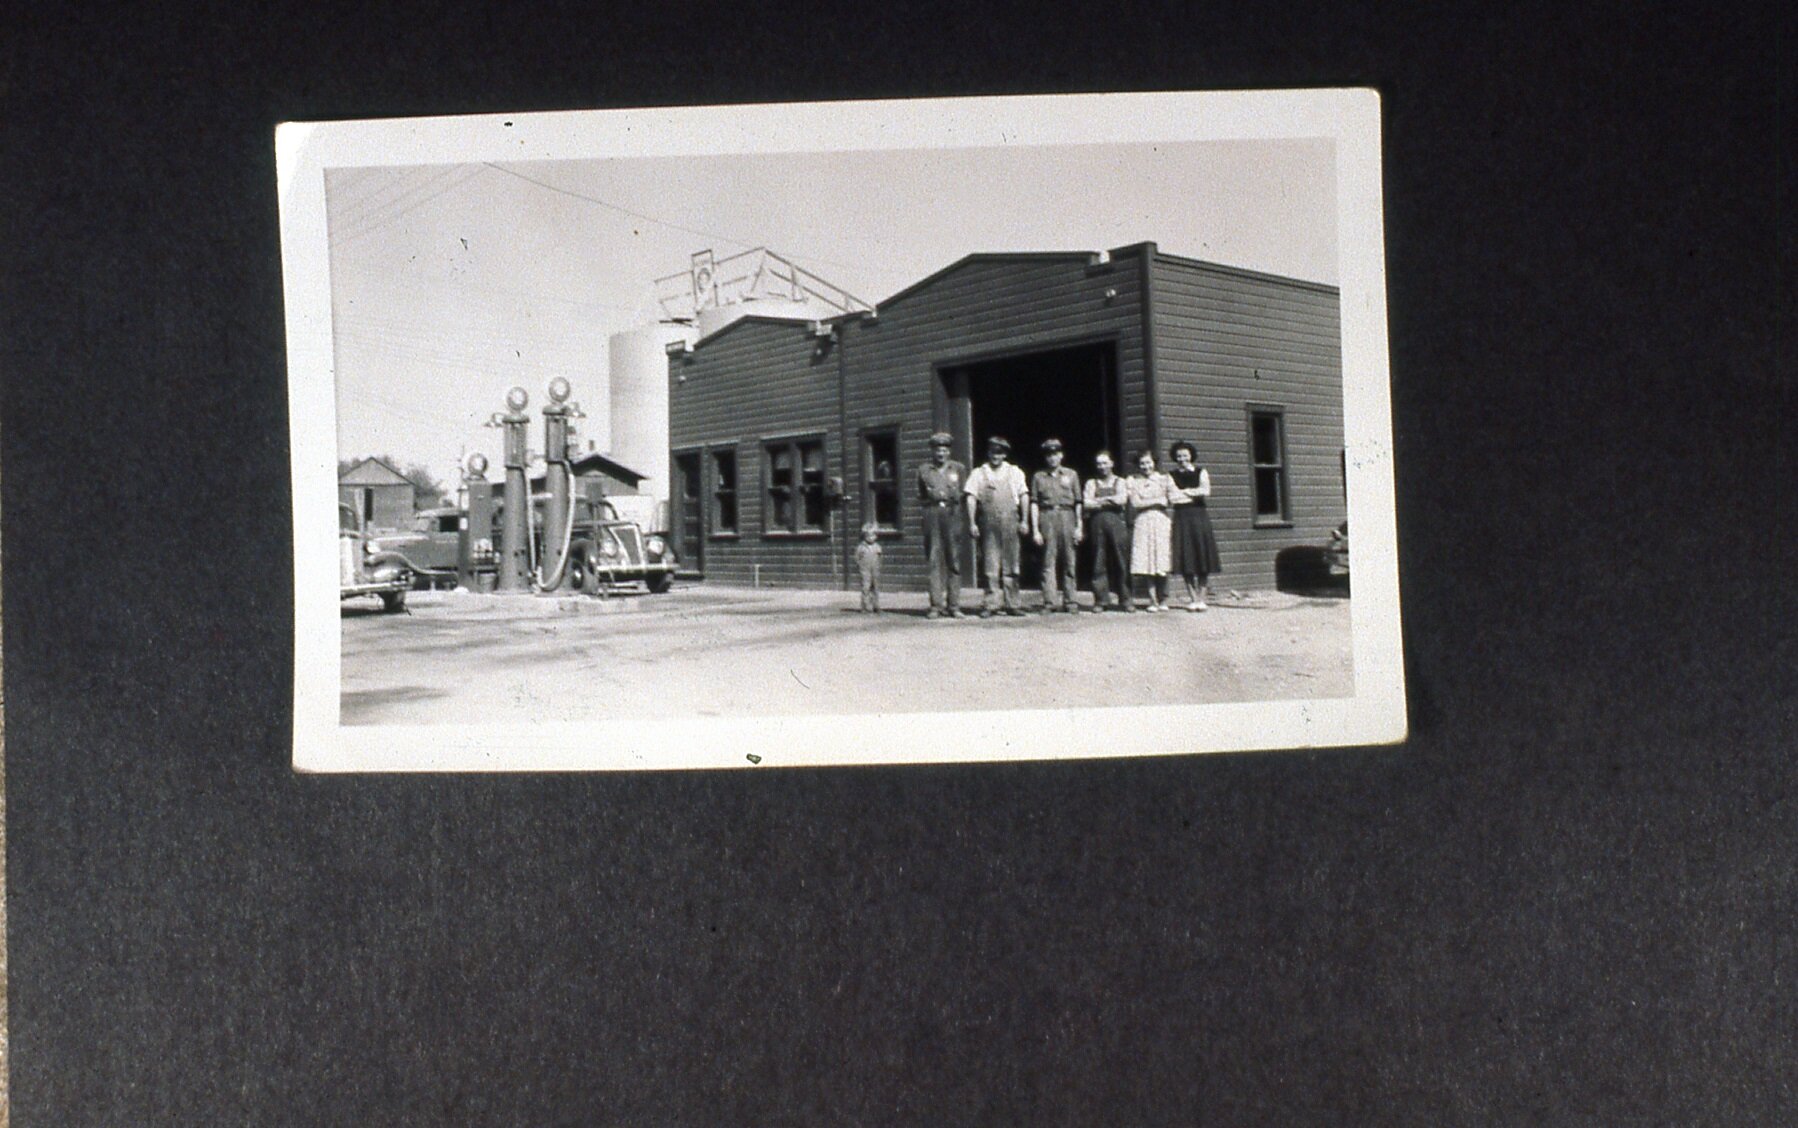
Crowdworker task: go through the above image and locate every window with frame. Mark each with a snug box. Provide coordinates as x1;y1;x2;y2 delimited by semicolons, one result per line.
710;448;738;535
1248;408;1290;524
765;437;827;534
863;431;900;532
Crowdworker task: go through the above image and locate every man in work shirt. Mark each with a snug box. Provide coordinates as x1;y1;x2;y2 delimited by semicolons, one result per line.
915;431;969;620
1030;437;1083;613
964;436;1030;617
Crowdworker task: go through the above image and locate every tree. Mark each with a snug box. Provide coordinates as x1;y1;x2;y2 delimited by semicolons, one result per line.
400;463;448;509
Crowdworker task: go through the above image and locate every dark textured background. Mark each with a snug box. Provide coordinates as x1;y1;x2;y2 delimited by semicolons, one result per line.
2;3;1789;1124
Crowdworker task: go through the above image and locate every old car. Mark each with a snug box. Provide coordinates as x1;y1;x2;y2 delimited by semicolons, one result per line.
367;506;467;589
492;494;676;594
570;496;677;594
340;503;413;612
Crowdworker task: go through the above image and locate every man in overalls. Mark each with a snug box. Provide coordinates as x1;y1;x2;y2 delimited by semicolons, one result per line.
964;436;1029;618
1083;449;1133;611
1030;437;1084;613
915;431;969;620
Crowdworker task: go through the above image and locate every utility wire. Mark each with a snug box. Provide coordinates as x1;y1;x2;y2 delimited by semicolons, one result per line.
482;162;761;254
329;167;463;237
334;167;489;245
482;161;914;284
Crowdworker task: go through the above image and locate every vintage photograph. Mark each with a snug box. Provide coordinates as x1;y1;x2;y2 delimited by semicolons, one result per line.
280;91;1404;770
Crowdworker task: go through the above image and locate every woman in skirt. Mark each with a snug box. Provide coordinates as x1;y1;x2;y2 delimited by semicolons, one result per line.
1167;440;1222;611
1126;449;1176;611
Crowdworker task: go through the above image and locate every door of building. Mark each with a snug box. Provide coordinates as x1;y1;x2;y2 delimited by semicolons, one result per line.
673;452;703;573
938;340;1121;590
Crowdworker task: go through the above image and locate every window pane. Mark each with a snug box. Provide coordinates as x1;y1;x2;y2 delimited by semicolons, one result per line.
1255;467;1283;516
1252;414;1281;465
867;433;897;484
874;487;899;527
712;450;738;534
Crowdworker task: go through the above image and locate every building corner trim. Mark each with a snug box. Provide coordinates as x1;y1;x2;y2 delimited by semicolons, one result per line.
1138;243;1162;455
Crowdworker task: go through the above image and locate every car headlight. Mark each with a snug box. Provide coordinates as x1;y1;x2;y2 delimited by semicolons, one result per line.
599;535;621;557
645;535;666;557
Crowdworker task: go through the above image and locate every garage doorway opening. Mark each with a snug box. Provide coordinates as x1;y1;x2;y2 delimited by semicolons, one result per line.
938;340;1122;588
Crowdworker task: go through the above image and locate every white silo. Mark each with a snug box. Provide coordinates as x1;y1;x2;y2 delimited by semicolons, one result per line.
607;320;696;522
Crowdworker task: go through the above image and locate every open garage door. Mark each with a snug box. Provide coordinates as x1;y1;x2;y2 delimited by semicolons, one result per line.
938;340;1122;588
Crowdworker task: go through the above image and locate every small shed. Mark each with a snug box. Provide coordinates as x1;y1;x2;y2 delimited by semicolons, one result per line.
338;457;416;532
526;449;649;500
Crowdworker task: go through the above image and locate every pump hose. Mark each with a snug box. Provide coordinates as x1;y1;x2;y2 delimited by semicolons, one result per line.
533;458;579;591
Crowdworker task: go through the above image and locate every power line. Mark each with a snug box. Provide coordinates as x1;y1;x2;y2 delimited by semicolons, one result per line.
329;167;462;236
482;162;760;254
334;167;489;245
484;160;895;284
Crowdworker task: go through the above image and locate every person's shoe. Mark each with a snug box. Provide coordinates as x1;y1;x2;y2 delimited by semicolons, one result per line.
1146;603;1162;613
1091;604;1106;613
980;609;994;619
926;609;942;620
1006;608;1028;617
1193;600;1207;612
949;608;968;619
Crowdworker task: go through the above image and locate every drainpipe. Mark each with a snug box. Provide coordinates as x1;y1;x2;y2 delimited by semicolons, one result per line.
835;319;849;590
1137;242;1162;456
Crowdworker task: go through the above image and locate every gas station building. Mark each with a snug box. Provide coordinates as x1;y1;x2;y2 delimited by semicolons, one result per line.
666;242;1346;593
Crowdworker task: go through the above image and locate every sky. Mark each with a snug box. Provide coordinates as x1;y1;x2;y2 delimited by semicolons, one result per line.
327;137;1337;491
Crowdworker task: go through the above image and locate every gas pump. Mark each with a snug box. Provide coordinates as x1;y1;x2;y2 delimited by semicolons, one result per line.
537;377;581;591
494;386;531;592
457;452;493;591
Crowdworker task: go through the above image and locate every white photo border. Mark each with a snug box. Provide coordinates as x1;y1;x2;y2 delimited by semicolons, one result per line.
280;89;1404;772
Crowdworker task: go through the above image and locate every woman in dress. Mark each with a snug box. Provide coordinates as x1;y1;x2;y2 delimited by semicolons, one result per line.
1167;440;1222;611
1126;449;1175;611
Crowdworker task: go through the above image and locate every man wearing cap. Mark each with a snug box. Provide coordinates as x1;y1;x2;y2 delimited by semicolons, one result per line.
916;432;969;619
964;436;1030;617
1030;438;1084;613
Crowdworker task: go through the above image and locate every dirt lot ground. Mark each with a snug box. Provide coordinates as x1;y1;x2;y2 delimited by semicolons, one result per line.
340;583;1353;725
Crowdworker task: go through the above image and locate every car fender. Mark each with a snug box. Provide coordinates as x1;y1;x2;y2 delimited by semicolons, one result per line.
365;552;413;582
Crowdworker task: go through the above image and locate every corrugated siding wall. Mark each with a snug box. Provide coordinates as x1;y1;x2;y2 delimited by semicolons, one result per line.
667;319;844;587
1150;255;1345;590
836;252;1150;592
666;249;1345;594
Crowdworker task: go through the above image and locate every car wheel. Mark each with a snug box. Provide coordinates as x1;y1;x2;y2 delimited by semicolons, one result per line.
646;573;673;594
380;590;407;613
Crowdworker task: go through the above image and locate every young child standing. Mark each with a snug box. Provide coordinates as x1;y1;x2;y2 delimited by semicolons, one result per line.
855;523;883;613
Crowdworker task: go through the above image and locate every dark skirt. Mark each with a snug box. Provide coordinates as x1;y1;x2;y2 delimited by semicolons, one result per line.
1170;503;1221;576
